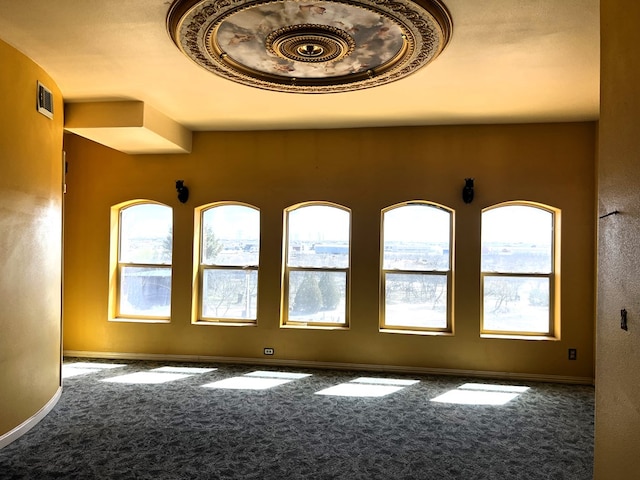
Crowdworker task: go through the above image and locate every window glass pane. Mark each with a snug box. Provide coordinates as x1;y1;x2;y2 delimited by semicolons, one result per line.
288;206;349;268
202;269;258;320
120;204;172;264
119;266;171;317
483;276;549;333
288;270;346;323
383;204;450;271
481;206;552;273
202;205;259;266
384;273;447;328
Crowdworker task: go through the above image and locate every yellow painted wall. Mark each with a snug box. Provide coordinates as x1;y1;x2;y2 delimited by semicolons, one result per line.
63;122;595;380
0;39;63;436
595;0;640;476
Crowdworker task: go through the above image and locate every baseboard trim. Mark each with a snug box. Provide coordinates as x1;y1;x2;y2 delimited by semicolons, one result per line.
63;350;594;385
0;386;62;450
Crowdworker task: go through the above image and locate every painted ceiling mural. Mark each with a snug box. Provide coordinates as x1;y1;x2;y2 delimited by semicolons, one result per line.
216;2;405;78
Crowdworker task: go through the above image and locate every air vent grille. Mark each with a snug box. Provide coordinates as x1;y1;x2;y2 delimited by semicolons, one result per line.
37;81;53;119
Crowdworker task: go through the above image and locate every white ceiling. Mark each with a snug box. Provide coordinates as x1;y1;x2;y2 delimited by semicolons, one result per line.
0;0;599;132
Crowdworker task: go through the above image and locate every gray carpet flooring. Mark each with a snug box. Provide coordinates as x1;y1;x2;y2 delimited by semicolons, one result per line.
0;358;594;479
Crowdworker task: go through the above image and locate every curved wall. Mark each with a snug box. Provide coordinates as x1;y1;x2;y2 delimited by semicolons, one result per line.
0;39;63;442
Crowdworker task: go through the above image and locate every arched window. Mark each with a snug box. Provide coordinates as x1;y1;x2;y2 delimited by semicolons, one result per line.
481;202;559;336
109;201;173;321
381;202;453;332
282;203;350;327
195;203;260;323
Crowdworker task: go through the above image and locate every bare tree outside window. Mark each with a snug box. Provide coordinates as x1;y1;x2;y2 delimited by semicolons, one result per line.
199;204;259;322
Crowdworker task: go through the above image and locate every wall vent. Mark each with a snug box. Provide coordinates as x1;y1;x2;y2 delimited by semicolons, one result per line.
37;81;54;119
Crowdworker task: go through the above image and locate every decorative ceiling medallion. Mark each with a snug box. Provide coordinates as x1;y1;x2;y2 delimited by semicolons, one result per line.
167;0;452;93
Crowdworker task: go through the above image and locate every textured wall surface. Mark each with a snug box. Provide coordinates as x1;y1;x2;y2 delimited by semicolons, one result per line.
595;0;640;477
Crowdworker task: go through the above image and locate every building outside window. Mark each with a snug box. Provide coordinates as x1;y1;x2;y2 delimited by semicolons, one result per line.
381;202;453;332
282;203;350;327
481;202;559;336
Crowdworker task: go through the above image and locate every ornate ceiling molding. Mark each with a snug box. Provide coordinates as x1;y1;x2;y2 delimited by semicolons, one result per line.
167;0;452;93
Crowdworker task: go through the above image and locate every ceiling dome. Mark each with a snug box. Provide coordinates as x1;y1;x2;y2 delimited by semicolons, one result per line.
167;0;452;93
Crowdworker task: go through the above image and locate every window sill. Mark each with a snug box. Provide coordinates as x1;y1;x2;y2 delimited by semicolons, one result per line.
109;318;171;324
480;333;559;341
380;328;454;337
280;323;349;331
193;320;257;327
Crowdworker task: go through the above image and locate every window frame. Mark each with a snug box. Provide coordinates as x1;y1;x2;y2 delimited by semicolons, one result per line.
480;201;560;339
379;201;454;334
192;202;260;325
281;201;351;329
108;200;173;323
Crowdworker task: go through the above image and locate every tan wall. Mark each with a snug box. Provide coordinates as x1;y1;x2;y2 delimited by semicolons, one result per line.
595;0;640;476
63;122;595;380
0;39;63;436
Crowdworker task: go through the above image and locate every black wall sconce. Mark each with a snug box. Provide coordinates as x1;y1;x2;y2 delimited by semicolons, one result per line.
462;178;474;204
176;180;189;203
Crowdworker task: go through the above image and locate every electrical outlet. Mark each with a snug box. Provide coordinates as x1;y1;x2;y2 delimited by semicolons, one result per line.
264;347;274;356
568;348;577;360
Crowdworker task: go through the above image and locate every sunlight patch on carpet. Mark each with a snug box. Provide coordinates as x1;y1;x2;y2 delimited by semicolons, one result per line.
202;370;311;390
431;383;530;405
102;372;192;384
316;383;405;397
202;377;293;390
244;371;311;379
351;377;419;386
316;376;418;397
459;383;530;393
151;366;217;374
62;362;127;378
